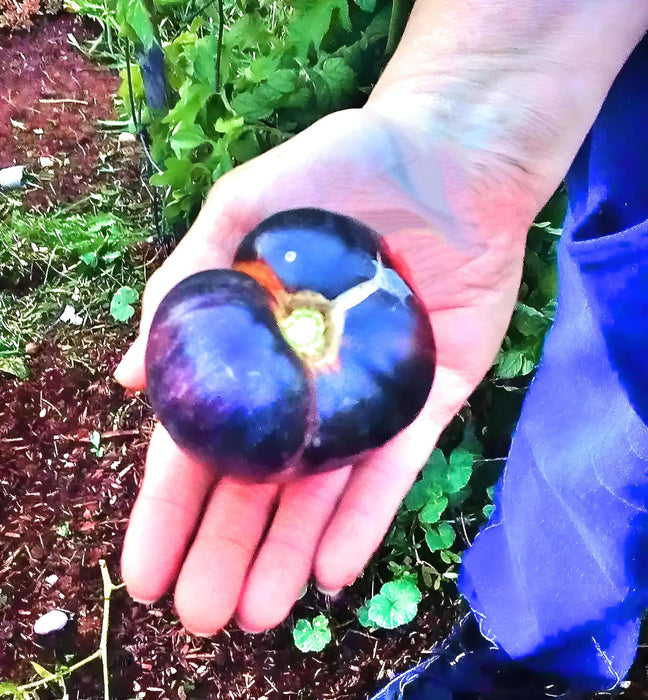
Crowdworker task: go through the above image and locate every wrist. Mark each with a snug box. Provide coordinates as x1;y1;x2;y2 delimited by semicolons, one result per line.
367;1;648;209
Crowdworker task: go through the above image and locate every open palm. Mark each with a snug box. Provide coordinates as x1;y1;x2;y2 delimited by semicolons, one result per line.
115;106;536;634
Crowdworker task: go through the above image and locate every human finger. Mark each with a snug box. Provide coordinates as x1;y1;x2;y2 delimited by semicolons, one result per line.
121;423;216;602
236;466;352;632
173;477;279;636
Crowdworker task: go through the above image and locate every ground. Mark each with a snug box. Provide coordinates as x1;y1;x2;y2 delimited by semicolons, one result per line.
2;11;648;700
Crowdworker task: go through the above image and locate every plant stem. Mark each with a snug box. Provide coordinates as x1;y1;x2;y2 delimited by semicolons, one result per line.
16;560;125;699
385;0;413;56
124;40;139;131
215;0;224;92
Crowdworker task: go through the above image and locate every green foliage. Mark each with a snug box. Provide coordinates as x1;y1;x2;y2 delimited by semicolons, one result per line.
73;0;398;223
292;614;332;652
359;576;421;629
89;430;106;457
110;286;140;322
493;191;565;380
0;208;147;375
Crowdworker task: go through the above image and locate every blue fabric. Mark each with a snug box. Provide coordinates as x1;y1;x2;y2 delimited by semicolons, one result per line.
459;34;648;690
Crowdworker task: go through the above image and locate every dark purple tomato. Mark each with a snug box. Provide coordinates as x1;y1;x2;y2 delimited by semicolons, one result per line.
145;208;435;481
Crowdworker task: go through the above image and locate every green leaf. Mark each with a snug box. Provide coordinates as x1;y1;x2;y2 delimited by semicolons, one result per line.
317;57;356;103
231;86;278;121
292;614;332;652
418;494;448;524
80;251;98;267
110;286;139;322
266;68;299;95
495;350;536;379
243;54;282;84
513;302;551;338
403;477;434;512
120;0;157;50
31;661;54;680
425;521;456;552
0;681;20;696
356;602;373;628
354;0;377;10
0;357;29;379
446;448;474;493
56;521;72;538
289;0;352;57
367;578;421;629
169;122;208;157
213;116;245;135
420;447;474;496
187;35;221;88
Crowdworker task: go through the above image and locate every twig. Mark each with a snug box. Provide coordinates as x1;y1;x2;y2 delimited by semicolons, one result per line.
60;429;140;443
16;559;125;700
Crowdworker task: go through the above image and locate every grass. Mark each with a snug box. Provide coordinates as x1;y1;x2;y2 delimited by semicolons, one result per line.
0;191;153;378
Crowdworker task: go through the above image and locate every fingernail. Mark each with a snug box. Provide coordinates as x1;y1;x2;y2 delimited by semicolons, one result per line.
131;596;156;605
237;623;259;634
316;585;343;598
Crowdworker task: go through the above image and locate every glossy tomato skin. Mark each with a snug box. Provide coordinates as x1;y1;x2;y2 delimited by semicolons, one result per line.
305;287;435;470
234;208;387;299
146;209;435;481
145;270;311;479
235;209;435;472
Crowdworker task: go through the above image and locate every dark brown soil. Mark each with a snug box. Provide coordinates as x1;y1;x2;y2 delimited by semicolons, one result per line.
0;12;141;211
0;338;455;700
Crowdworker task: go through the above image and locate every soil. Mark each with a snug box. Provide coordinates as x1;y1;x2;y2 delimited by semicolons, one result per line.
0;336;457;700
2;11;648;700
0;12;141;211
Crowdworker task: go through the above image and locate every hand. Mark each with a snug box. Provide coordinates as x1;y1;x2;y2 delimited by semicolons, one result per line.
115;105;537;635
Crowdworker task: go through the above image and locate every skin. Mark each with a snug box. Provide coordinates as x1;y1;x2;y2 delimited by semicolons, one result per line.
115;1;648;635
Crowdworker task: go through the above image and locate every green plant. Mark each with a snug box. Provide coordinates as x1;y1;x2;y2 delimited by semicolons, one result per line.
71;0;408;223
0;208;148;377
89;430;106;457
358;575;421;629
0;560;124;700
292;614;332;652
110;286;140;322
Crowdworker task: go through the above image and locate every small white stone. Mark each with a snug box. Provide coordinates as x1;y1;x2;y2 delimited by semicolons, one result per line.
0;165;24;188
44;574;59;586
119;132;137;144
59;305;83;326
39;156;54;168
34;610;68;635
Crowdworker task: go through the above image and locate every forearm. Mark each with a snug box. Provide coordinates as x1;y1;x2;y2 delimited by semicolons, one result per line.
367;0;648;209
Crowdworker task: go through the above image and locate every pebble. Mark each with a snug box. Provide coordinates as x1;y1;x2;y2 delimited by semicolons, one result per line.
33;609;68;636
0;165;24;188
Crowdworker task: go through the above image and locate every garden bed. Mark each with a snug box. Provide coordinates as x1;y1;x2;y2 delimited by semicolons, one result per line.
2;9;648;700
